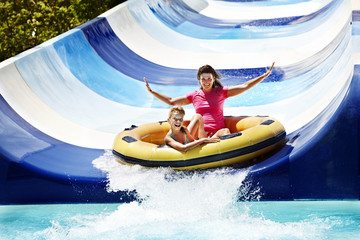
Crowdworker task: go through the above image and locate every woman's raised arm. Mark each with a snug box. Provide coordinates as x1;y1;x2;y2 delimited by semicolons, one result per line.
227;62;275;98
144;77;190;106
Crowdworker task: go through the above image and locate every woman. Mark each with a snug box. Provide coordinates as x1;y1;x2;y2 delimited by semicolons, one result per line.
165;106;219;152
145;62;275;139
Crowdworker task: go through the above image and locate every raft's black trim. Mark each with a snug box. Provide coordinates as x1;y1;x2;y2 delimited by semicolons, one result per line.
122;136;138;143
113;130;286;168
219;132;242;140
261;120;275;125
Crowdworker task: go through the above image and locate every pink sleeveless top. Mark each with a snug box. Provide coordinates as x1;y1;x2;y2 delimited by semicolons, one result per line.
186;87;228;133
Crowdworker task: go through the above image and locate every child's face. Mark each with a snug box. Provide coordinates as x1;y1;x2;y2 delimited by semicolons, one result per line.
169;111;184;130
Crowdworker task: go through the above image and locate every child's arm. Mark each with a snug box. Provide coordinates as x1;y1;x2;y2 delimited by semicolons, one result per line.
164;134;219;152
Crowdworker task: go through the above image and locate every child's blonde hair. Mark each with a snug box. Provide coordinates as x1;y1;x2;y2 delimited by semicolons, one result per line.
168;106;185;119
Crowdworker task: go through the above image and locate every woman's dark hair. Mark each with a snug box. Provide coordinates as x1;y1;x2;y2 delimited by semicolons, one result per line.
197;65;223;88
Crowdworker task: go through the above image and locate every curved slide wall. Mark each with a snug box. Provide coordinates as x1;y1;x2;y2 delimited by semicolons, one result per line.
0;0;359;203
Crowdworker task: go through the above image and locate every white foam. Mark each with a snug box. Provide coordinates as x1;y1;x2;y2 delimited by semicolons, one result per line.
31;152;341;239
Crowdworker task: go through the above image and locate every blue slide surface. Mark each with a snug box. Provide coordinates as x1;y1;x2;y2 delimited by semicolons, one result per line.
0;0;359;203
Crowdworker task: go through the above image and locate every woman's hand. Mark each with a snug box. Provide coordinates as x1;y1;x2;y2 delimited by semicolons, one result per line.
144;77;153;93
263;62;275;78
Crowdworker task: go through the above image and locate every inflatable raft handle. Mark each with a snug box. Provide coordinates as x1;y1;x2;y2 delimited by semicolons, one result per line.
122;136;138;143
124;125;138;131
219;132;242;140
261;120;275;125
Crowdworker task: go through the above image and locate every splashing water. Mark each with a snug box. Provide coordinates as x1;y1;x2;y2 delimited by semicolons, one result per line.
25;150;359;240
92;150;257;219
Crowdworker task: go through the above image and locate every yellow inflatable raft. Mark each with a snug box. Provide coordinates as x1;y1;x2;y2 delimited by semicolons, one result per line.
112;116;286;170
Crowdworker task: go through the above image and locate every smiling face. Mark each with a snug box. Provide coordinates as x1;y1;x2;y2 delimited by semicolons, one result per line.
199;73;215;92
168;111;184;131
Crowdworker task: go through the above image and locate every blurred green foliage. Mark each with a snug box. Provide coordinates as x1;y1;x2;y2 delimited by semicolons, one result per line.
0;0;125;62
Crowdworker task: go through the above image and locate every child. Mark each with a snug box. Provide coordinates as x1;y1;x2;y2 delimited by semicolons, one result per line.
164;106;219;152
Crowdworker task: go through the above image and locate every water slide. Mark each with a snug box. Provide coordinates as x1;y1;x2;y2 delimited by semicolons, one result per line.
0;0;359;203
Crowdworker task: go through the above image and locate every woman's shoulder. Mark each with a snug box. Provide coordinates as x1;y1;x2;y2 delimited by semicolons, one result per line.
215;86;227;90
209;86;226;94
214;86;228;95
186;89;202;100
